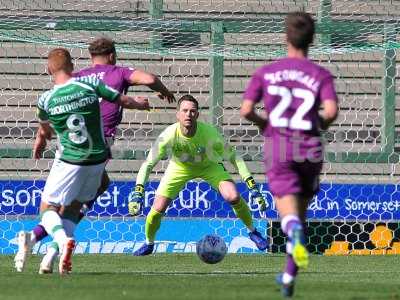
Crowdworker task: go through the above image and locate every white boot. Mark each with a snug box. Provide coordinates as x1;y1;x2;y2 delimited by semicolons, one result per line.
39;248;57;274
14;231;34;272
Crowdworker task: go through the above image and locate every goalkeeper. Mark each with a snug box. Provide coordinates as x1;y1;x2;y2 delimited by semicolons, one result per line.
129;94;268;256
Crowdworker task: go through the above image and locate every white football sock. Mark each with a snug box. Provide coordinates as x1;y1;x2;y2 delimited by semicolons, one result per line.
29;231;37;243
282;272;295;284
281;214;301;237
41;210;67;248
46;242;59;260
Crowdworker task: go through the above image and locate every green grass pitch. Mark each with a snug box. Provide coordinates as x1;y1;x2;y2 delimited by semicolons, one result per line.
0;254;399;300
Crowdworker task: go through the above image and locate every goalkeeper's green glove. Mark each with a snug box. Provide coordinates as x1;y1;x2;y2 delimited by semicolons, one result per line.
245;176;266;212
128;184;145;216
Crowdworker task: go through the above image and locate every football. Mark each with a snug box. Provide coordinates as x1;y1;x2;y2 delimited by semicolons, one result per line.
196;234;227;264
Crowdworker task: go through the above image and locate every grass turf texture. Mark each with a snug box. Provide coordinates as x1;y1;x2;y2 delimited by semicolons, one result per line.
0;254;399;300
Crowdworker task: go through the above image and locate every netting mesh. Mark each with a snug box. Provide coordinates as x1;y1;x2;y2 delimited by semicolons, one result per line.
0;0;399;58
0;0;400;256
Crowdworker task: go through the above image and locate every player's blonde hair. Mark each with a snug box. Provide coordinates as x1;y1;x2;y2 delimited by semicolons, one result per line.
47;48;73;74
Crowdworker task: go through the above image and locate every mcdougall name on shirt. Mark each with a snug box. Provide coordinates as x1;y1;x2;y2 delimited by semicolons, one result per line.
264;69;320;92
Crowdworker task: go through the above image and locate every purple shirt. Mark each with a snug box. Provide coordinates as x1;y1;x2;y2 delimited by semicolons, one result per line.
73;64;135;138
243;57;338;162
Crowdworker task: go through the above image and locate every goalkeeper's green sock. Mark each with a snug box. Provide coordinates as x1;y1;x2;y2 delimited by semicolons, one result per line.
145;208;163;244
232;198;255;232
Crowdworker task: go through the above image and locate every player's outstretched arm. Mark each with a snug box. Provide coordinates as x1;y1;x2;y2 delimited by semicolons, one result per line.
128;132;171;216
129;69;176;103
223;137;266;212
128;153;161;216
230;156;267;212
33;123;53;159
89;77;150;111
119;95;150;110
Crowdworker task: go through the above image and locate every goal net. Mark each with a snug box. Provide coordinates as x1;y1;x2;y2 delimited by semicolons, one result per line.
0;0;399;255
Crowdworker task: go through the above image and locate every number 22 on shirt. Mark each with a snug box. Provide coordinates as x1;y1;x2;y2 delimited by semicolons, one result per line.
268;85;315;131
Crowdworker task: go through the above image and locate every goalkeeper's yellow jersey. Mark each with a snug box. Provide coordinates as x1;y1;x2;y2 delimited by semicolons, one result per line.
136;121;251;185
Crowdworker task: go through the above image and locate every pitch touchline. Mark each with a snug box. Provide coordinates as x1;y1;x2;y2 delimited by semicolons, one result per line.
77;270;398;276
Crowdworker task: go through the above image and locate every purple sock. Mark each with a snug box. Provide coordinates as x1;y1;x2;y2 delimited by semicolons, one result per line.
32;224;48;242
284;254;298;277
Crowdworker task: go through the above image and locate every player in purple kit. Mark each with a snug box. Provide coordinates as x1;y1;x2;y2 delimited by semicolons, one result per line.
240;12;338;297
14;37;175;273
75;37;175;143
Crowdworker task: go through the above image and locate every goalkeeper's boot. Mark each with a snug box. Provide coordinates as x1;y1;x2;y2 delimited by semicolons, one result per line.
14;231;34;272
291;225;309;269
248;229;268;251
39;251;55;274
58;238;75;275
276;273;295;298
133;243;154;256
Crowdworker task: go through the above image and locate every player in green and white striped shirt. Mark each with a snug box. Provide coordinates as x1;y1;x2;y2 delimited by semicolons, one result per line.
37;73;119;164
15;48;149;274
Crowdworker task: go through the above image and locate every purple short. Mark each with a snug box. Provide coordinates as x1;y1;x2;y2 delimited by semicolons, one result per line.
267;160;322;198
